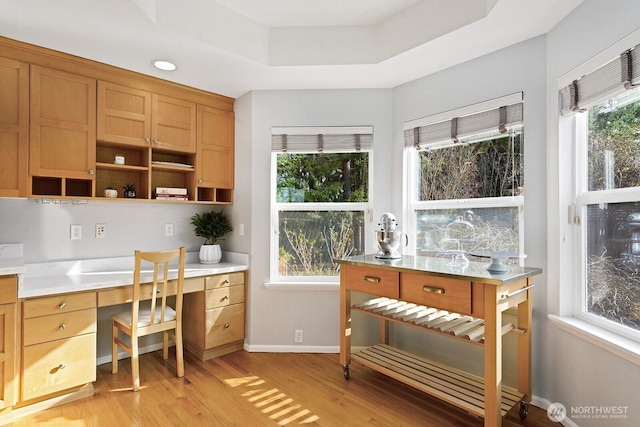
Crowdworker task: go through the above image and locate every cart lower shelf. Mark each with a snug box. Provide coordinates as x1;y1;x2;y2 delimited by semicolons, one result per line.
350;344;524;419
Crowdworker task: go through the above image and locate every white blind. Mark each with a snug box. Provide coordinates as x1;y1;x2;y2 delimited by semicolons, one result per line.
403;93;523;150
272;126;373;153
559;43;640;115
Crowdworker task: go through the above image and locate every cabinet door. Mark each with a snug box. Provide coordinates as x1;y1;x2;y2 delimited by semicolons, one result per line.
97;81;151;147
0;303;16;409
151;94;196;153
29;65;96;179
0;57;28;197
196;105;234;189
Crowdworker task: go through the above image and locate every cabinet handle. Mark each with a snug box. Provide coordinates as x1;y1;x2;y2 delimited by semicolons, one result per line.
224;323;230;328
224;279;229;284
145;137;150;143
363;276;381;283
59;323;66;330
58;301;66;309
58;363;66;370
88;169;95;175
422;285;445;294
198;179;203;183
153;138;159;144
224;295;229;300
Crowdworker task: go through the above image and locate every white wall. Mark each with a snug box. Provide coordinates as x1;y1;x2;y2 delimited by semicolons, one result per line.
545;0;640;425
236;89;393;351
392;36;548;388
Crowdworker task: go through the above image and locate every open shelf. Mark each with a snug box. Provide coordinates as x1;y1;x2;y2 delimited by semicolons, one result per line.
31;177;93;198
352;344;523;419
352;297;518;346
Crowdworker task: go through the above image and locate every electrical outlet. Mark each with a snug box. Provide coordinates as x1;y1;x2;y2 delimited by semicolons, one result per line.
294;329;303;343
95;223;106;238
238;223;244;236
70;224;82;240
165;223;174;236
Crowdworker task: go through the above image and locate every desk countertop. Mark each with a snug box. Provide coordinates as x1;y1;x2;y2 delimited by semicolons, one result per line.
334;254;542;286
0;249;248;299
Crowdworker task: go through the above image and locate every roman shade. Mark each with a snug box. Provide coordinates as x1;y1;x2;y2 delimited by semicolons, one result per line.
559;43;640;115
272;126;373;153
403;92;523;151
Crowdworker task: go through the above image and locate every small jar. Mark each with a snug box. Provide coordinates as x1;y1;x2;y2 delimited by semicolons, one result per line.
104;188;118;198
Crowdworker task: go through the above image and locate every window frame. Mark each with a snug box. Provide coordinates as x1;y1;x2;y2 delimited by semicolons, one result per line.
269;136;374;285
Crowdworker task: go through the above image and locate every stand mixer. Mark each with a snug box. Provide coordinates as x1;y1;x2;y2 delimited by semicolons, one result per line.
375;213;406;259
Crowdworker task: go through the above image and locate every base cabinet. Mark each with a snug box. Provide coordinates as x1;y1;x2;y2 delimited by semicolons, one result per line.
21;292;96;402
0;277;17;411
183;272;245;360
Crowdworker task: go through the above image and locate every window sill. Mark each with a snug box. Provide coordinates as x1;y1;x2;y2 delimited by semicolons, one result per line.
548;314;640;366
264;281;339;291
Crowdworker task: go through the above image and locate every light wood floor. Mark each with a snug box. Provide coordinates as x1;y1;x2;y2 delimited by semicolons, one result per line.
12;350;559;426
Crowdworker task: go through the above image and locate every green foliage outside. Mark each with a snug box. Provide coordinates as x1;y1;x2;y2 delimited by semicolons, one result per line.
276;153;368;276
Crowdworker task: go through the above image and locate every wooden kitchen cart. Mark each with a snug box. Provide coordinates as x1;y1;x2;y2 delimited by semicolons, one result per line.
336;255;541;427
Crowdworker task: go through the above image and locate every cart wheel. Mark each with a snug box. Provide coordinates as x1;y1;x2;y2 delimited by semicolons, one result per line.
519;401;528;420
343;365;350;380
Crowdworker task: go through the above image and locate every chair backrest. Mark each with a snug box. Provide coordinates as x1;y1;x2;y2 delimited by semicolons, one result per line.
131;247;186;332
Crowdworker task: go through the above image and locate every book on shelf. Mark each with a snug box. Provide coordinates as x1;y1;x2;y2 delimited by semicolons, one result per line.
155;187;188;195
155;194;189;201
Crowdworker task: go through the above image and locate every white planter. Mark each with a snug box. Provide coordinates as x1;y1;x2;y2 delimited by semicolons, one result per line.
199;244;222;264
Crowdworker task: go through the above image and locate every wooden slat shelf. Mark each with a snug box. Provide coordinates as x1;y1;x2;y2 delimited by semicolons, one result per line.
352;297;517;346
351;344;523;418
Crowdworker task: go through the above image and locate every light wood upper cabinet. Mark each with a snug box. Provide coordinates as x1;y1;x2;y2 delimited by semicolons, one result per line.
151;94;196;153
0;57;28;198
196;105;234;189
29;65;96;181
97;81;151;147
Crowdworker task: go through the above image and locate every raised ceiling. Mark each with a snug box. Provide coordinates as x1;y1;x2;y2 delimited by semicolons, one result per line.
0;0;583;98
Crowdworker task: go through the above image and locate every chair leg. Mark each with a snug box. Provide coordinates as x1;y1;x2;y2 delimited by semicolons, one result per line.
131;337;140;392
175;326;184;378
163;331;169;360
112;322;119;374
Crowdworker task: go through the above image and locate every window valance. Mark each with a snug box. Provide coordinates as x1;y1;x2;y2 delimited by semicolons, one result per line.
403;93;523;150
559;43;640;115
272;126;373;153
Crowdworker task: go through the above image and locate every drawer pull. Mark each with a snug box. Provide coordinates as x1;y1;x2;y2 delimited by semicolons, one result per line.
422;286;445;294
59;324;66;330
224;295;229;300
58;302;66;309
224;323;230;328
58;363;66;370
224;279;230;284
364;276;381;283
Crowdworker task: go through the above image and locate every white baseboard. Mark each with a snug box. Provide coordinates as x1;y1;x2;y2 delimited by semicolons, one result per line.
243;343;339;353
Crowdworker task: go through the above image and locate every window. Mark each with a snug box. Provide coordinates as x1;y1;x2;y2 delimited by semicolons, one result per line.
405;94;525;264
560;42;640;339
271;127;373;282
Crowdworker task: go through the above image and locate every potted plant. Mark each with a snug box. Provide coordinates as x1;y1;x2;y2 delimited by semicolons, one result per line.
191;209;233;264
123;183;136;198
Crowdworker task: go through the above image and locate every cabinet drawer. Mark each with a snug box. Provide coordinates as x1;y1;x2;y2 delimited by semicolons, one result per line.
205;272;244;290
206;285;244;309
23;308;96;346
23;292;96;318
400;273;472;315
97;277;203;307
343;265;399;298
22;333;96;401
204;304;244;348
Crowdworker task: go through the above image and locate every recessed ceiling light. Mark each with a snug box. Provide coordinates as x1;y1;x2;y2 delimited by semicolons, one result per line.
152;59;177;71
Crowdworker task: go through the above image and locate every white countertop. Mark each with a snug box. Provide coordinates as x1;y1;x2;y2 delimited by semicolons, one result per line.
0;244;24;276
3;249;248;298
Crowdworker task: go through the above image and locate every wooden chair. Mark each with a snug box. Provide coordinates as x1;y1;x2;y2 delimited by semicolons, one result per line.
111;247;186;391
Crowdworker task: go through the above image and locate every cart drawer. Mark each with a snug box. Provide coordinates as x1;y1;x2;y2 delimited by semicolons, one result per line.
343;265;399;298
400;273;471;315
